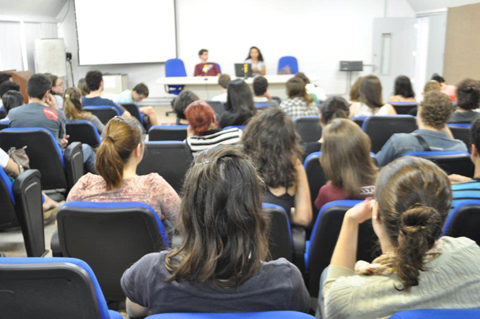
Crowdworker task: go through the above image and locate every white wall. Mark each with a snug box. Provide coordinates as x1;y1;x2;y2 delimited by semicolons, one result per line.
406;0;480;13
57;0;414;102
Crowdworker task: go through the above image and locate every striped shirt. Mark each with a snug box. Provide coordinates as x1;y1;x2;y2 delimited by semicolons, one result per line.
185;128;242;156
451;179;480;211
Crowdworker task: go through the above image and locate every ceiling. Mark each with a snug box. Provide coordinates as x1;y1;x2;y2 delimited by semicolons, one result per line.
405;0;480;12
0;0;67;18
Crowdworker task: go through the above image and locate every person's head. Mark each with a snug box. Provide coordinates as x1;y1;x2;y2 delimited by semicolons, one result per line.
247;46;264;62
27;73;52;101
198;49;208;62
423;80;441;95
218;74;231;90
471;117;480;162
252;76;268;97
242;107;302;188
165;145;269;288
85;70;103;92
374;156;452;291
321;119;377;198
394;75;415;98
0;73;13;86
455;78;480;111
294;72;310;85
48;74;64;95
286;77;313;104
77;78;90;96
132;83;149;102
418;91;454;129
350;77;363;102
431;73;445;84
95;117;144;190
63;87;91;121
185;101;217;136
0;81;20;98
360;75;383;109
2;90;24;113
173;90;199;120
319;96;350;125
225;79;255;116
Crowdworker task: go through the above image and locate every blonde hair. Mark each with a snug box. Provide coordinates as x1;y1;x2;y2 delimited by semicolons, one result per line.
63;87;92;121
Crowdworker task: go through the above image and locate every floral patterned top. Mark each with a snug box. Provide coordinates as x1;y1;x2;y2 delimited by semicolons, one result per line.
67;173;180;224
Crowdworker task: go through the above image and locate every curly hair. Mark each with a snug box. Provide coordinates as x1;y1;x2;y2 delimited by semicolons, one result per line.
456;78;480;111
242;107;302;188
173;91;199;120
419;91;455;129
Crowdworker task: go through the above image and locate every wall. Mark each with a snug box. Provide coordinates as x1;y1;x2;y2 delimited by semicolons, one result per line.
57;0;414;102
406;0;480;13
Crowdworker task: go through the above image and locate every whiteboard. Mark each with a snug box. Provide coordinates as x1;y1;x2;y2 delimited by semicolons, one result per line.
74;0;177;65
34;38;67;76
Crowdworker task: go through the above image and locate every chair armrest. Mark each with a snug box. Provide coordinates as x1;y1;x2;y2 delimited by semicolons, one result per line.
143;114;151;131
64;142;84;190
292;225;307;273
50;229;63;257
13;169;47;257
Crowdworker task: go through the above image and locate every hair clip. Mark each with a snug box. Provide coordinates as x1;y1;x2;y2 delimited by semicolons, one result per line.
105;136;115;143
195;160;211;166
65;94;70;99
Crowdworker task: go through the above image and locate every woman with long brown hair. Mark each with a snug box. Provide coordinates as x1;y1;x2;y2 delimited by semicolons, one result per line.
121;146;310;317
349;75;396;117
63;87;105;133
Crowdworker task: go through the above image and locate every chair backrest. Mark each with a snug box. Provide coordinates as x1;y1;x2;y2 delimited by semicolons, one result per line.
66;120;102;148
390;309;480;319
352;116;367;128
0;107;6;119
0;257;119;319
278;56;299;74
146;311;315;319
83;106;120;125
0;166;17;230
294;116;322;143
0;128;68;190
448;124;471;152
118;103;144;125
303;152;326;222
306;200;379;297
205;100;226;117
137;141;193;193
262;203;293;262
390;102;418;115
149;125;188;141
443;200;480;246
223;125;246;130
362;115;417;153
165;58;187;77
57;201;169;302
0;120;9;130
403;151;474;177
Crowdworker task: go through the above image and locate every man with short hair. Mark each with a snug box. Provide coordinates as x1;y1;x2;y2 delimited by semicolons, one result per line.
9;73;96;173
0;73;13;86
252;76;278;107
211;74;230;103
115;82;159;125
194;49;221;77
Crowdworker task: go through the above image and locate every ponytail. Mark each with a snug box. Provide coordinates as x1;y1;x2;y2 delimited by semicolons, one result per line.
63;87;91;121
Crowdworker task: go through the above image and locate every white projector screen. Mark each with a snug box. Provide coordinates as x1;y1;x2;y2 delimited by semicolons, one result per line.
74;0;177;65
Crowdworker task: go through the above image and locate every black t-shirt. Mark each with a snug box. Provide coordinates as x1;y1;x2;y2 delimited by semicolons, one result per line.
121;251;310;314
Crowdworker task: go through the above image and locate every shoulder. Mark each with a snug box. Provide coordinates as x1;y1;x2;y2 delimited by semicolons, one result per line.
261;258;302;278
441;236;480;253
77;173;103;186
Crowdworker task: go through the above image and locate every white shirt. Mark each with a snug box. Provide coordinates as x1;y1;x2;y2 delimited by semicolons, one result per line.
211;92;227;103
351;102;393;117
0;148;10;169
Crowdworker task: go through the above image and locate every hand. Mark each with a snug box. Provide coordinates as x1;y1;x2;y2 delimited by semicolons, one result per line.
59;135;69;148
264;91;272;100
345;199;374;224
122;111;132;119
252;66;259;72
46;93;58;108
448;174;472;184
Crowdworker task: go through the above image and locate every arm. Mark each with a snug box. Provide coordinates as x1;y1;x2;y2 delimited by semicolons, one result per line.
449;174;472;184
126;298;149;318
5;158;20;177
260;64;266;76
292;159;312;227
375;136;398;167
348;104;358;119
385;104;397;115
154;175;181;225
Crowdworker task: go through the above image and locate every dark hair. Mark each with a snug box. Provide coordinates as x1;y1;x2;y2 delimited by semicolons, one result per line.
27;73;52;100
218;74;231;89
85;70;103;91
95;117;144;190
286;77;313;104
225;79;255;124
456;78;480;111
77;78;90;95
471;117;480;152
63;87;92;121
320;96;350;124
360;75;383;110
375;156;451;291
0;81;20;98
253;76;268;96
294;72;310;85
185;101;216;136
431;73;445;84
394;75;415;98
173;91;199;120
246;46;264;62
423;80;441;94
419;91;454;129
242;107;302;188
2;90;24;112
133;83;149;97
350;77;363;102
47;74;59;94
165;145;269;288
0;73;12;85
198;49;208;56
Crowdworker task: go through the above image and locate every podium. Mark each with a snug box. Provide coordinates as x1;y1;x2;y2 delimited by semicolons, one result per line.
0;70;33;104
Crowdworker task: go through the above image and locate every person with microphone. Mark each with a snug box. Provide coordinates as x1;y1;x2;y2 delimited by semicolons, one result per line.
194;49;221;76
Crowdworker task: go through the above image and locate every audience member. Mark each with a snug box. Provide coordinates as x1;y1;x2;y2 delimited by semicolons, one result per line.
349;77;363;103
8;73;97;173
172;90;199;124
121;145;310;317
432;73;457;102
77;78;90;96
0;80;21;108
63;87;105;133
318;156;480;318
219;79;255;128
2;90;24;120
194;49;221;76
245;46;266;76
82;70;131;118
280;77;319;118
376;91;466;167
449;78;480;123
252;76;278;107
47;74;64;107
185;101;242;156
115;82;159;125
295;72;327;103
243;108;312;226
67;117;180;223
315;119;377;212
349;75;396;117
0;73;13;86
408;80;441;116
211;74;230;102
388;75;416;102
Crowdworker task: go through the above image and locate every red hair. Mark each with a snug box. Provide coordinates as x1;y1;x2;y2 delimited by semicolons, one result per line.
185;101;216;136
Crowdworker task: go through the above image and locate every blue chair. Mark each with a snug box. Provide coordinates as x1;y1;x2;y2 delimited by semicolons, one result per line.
149;125;188;141
362;115;417;153
83;106;120;125
146;311;315;319
165;58;187;95
0;107;6;119
352;116;368;128
118;102;151;129
443;200;480;246
205;100;226;117
304;152;326;219
66;120;102;148
223;125;247;130
389;102;418;115
262;203;293;262
294;116;322;143
403;151;474;177
390;309;480;318
448;123;471;152
0;119;9;130
0;257;122;319
278;56;299;74
216;63;222;73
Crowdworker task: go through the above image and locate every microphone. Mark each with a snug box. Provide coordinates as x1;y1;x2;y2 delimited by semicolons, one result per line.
203;64;209;75
244;63;248;79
